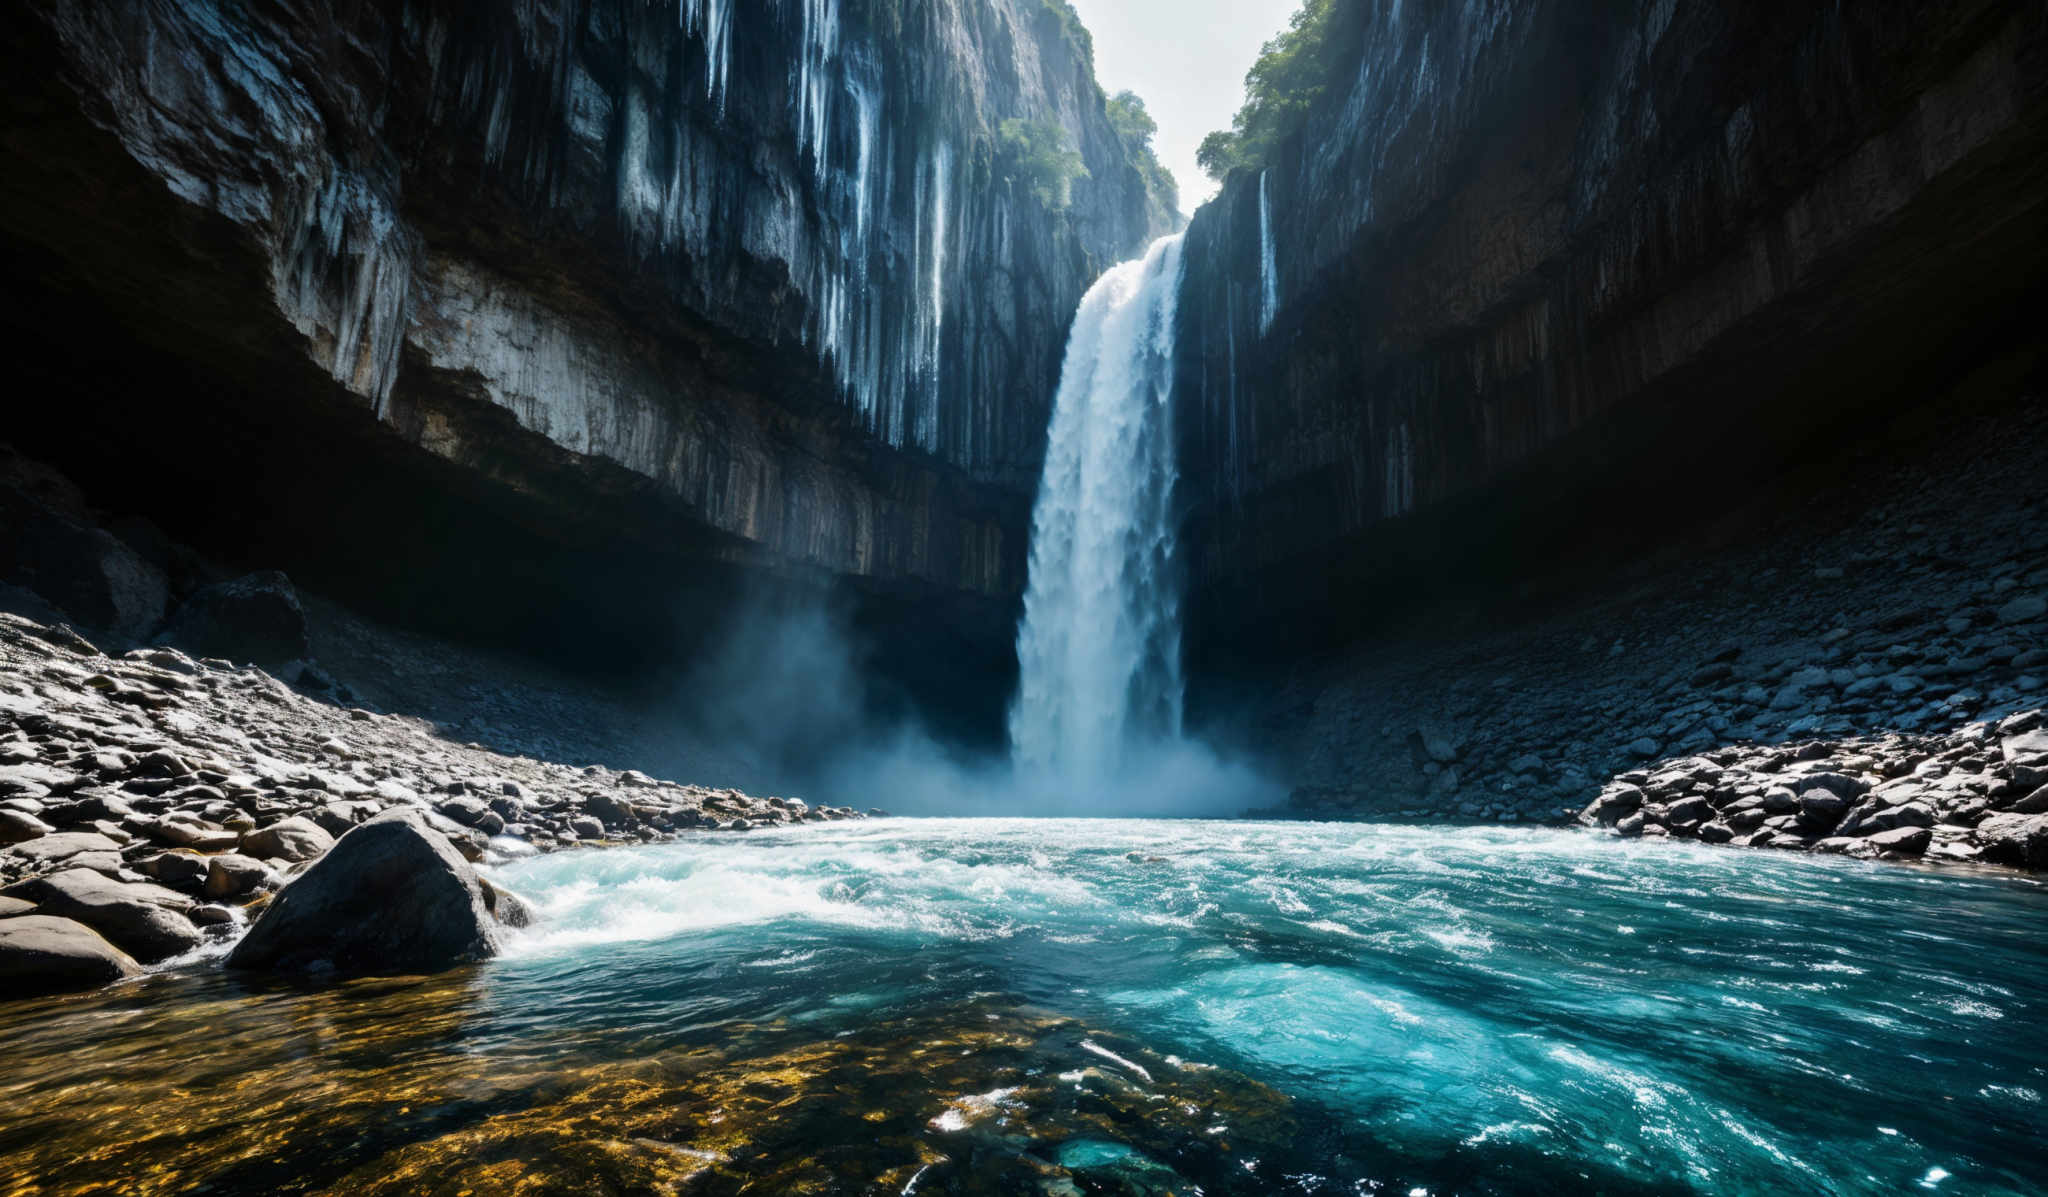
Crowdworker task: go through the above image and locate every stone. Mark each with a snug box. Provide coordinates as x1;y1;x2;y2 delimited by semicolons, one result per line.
0;896;33;917
0;915;143;999
1995;595;2046;625
2000;728;2048;766
188;904;237;928
144;817;241;851
157;571;310;665
585;792;639;828
1581;785;1644;826
1626;737;1661;759
227;810;503;975
9;830;120;865
478;877;536;930
1866;826;1932;855
1698;822;1735;844
568;816;605;839
1665;796;1714;826
1797;792;1848;826
1973;812;2048;869
0;809;54;844
204;854;279;900
2012;784;2048;815
1795;772;1868;798
239;816;335;862
0;869;201;963
137;850;210;887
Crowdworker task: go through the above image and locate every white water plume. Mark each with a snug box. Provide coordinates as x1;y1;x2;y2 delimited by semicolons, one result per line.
1009;235;1188;783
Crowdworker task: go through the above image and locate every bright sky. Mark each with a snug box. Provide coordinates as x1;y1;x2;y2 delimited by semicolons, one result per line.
1066;0;1302;214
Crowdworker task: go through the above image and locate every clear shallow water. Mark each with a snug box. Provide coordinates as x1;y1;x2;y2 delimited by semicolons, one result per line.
3;820;2045;1195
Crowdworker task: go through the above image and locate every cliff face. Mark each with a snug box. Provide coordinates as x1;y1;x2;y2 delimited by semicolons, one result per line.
0;0;1171;619
1175;0;2047;664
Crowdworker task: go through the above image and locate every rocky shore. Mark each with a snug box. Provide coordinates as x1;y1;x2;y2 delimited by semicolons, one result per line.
1260;395;2048;870
0;611;864;999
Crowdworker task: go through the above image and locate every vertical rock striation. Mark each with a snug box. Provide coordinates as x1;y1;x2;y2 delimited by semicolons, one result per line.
1;0;1175;611
1174;0;2047;662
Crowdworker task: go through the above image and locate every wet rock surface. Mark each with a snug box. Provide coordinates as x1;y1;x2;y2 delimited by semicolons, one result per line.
1265;400;2048;872
227;811;507;975
0;608;865;997
0;914;141;999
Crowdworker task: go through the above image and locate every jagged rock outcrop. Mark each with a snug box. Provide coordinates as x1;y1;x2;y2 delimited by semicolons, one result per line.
1174;0;2047;662
0;0;1173;706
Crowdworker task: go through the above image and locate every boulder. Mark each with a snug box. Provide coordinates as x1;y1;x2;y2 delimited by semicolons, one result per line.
227;810;509;974
1664;796;1714;826
204;854;279;900
1995;595;2046;625
0;915;143;999
10;830;121;866
2012;784;2048;815
1;869;202;963
1796;792;1849;827
239;816;334;862
1866;826;1932;855
584;792;640;828
1974;812;2048;869
478;877;536;929
0;809;54;844
137;849;210;888
2001;728;2048;767
156;571;309;665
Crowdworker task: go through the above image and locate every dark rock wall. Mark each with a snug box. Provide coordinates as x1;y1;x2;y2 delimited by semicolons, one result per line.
1175;0;2048;668
1;0;1172;614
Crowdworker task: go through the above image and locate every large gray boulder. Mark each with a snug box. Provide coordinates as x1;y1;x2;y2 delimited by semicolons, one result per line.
157;570;310;665
227;810;508;974
1;869;203;963
0;915;143;999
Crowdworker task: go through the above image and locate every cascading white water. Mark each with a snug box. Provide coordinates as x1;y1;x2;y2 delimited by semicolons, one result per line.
1010;235;1187;781
1258;170;1279;333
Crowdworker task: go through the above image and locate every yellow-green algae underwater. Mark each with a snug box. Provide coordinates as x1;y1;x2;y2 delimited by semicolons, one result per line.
5;819;2046;1195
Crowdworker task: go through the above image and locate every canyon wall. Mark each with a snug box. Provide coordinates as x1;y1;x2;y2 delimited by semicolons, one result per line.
0;0;1172;658
1175;0;2047;668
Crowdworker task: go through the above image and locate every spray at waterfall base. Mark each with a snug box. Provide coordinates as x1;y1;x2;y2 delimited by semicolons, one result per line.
667;238;1278;817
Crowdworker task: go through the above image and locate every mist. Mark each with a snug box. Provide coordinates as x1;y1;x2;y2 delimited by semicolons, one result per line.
665;589;1281;819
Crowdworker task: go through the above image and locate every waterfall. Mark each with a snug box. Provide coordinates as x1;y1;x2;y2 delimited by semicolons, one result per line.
1259;171;1279;334
1010;235;1187;781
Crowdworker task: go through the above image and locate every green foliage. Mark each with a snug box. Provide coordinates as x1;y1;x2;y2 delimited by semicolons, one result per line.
1197;0;1361;182
1106;90;1180;223
997;118;1091;209
1039;0;1095;67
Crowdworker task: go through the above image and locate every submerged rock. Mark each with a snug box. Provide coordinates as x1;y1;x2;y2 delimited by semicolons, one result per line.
0;914;142;998
227;810;509;975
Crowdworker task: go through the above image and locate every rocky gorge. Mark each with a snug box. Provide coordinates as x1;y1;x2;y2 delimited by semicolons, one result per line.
0;600;863;999
1;0;2047;1189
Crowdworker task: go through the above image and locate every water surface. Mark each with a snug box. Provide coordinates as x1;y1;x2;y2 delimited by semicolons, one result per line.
2;820;2043;1195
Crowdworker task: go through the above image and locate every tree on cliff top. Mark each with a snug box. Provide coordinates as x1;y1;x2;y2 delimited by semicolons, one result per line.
1197;0;1360;182
1107;90;1181;223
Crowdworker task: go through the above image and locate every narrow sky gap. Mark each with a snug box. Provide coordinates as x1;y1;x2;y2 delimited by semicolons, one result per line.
1066;0;1300;210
